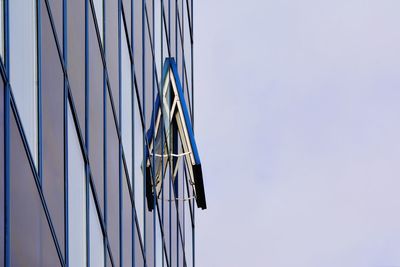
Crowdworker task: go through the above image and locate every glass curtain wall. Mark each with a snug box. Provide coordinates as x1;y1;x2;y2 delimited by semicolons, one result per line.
1;0;197;266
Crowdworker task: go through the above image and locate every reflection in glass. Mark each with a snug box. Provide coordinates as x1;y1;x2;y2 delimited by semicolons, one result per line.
89;187;105;267
10;0;38;166
68;104;87;267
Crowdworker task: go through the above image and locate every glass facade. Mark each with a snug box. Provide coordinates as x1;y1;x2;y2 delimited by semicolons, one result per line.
0;0;202;266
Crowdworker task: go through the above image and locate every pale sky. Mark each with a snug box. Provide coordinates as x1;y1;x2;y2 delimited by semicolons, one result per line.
194;1;400;266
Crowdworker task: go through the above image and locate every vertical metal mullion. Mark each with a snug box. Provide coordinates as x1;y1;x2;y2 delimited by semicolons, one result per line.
117;1;122;267
85;0;90;266
141;0;146;260
174;3;179;265
37;0;42;188
160;1;165;266
102;0;107;265
189;1;194;266
151;0;157;266
63;0;69;263
3;0;9;264
130;0;135;265
3;0;11;262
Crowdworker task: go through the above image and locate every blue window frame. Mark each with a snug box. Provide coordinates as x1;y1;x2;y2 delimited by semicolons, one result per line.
145;58;206;211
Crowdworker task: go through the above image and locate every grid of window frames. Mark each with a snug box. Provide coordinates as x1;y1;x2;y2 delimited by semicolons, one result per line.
0;0;197;266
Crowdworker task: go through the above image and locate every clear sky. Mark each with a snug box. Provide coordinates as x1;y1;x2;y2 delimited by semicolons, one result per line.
194;1;400;266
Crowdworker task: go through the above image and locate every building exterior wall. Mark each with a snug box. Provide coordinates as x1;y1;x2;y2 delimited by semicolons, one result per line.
0;0;196;266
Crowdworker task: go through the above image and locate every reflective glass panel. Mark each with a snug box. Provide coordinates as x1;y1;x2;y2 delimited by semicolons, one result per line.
93;0;103;43
89;187;105;267
105;0;119;114
134;90;144;240
121;14;133;180
47;0;62;42
89;9;104;213
10;110;61;267
106;93;120;266
122;168;133;267
67;0;86;137
41;2;65;256
10;0;38;166
68;103;87;267
0;0;4;58
0;76;3;265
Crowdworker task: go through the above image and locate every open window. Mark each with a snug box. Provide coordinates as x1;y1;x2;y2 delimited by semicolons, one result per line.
145;58;206;210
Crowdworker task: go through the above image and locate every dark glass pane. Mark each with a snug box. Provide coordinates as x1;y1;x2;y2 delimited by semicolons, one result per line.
41;1;65;257
0;75;4;265
106;92;120;266
47;0;62;44
122;168;132;267
89;10;104;214
67;0;85;137
105;0;119;116
10;111;61;267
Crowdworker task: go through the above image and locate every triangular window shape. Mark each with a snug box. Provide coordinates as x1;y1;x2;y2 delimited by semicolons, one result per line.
145;58;206;210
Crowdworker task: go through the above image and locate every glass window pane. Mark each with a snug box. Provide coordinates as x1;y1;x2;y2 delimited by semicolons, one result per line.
10;110;61;267
184;186;194;267
106;92;120;266
0;0;4;59
89;9;104;214
0;76;4;265
41;1;65;256
93;0;103;43
145;195;154;267
105;0;119;115
106;248;112;267
121;15;133;180
134;90;144;241
10;0;38;166
133;0;143;107
47;0;62;42
134;222;145;267
155;0;161;80
122;169;132;267
156;211;164;267
67;0;86;138
122;0;131;45
68;103;87;267
89;187;105;267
